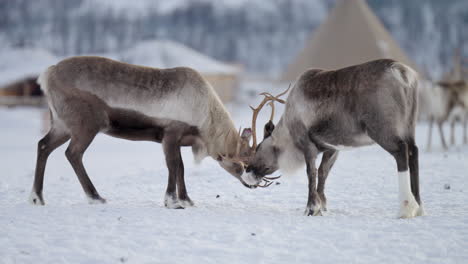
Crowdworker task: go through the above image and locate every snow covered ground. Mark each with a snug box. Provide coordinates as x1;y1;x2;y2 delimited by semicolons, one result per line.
1;102;467;263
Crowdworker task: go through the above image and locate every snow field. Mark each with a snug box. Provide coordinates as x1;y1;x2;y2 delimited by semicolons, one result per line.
0;106;467;264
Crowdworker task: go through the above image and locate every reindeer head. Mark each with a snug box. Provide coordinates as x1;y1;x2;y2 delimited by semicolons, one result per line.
217;127;253;184
239;85;291;188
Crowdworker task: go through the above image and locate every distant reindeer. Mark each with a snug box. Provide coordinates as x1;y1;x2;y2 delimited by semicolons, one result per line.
419;80;468;149
242;59;424;218
443;81;468;146
418;80;457;150
30;56;254;208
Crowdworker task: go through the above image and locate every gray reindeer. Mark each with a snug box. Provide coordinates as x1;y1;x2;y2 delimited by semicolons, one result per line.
30;56;254;208
242;59;425;218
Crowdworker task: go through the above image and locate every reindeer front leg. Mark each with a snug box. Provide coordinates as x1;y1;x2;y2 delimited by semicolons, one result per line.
317;150;339;211
289;120;322;216
304;150;321;216
162;127;196;209
162;134;184;209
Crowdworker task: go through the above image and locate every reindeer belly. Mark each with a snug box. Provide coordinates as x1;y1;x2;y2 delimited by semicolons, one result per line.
308;117;374;151
321;133;374;151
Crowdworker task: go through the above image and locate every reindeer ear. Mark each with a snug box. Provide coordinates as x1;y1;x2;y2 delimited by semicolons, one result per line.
264;120;275;139
241;128;252;140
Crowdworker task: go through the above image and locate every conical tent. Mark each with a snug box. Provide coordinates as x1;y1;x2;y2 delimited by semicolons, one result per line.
281;0;419;81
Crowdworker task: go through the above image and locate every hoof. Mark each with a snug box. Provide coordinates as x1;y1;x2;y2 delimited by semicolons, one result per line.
416;203;426;216
165;193;183;209
304;206;322;216
87;196;106;204
179;197;195;208
398;198;419;218
29;191;45;206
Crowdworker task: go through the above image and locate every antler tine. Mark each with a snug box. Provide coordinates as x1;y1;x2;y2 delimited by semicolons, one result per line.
268;101;275;122
259;92;286;104
258;179;273;188
222;128;232;158
236;126;242;157
264;175;281;180
250;96;271;150
259;92;274;97
277;83;292;98
250;84;292;150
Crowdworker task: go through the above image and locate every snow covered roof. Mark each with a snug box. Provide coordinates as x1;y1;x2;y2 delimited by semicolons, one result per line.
0;48;58;86
120;40;240;75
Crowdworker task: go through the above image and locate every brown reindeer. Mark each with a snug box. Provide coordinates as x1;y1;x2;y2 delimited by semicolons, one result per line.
30;56;254;208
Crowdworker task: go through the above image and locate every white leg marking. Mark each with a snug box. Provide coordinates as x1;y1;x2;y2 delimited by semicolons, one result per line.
398;170;419;218
29;190;44;206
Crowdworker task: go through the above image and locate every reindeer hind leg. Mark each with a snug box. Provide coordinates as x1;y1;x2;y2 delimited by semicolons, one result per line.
373;136;419;218
365;115;419;218
30;121;70;205
60;96;109;204
65;128;105;204
407;137;425;216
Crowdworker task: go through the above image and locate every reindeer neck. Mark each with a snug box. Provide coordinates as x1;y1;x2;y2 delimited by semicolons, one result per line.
202;100;239;159
271;118;290;144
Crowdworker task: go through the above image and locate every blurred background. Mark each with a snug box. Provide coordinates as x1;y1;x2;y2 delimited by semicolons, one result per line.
0;0;467;149
0;0;466;78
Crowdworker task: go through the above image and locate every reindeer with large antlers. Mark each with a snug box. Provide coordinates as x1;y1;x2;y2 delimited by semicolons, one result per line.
242;59;425;218
30;56;254;208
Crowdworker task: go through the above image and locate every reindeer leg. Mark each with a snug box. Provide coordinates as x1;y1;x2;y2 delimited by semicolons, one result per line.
464;115;468;144
175;148;194;207
450;119;456;145
30;125;70;205
407;138;425;216
288;120;322;216
304;150;320;216
162;134;184;209
65;131;105;203
427;117;433;151
438;122;448;150
317;150;338;212
374;137;419;218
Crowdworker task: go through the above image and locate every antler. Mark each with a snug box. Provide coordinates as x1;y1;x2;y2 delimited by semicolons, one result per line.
250;84;291;150
257;175;282;188
235;126;242;157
